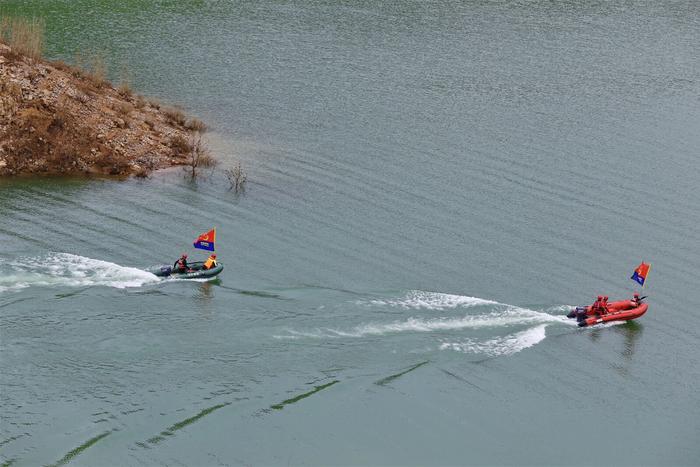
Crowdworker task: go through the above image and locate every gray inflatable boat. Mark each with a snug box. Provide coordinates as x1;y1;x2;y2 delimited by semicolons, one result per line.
149;261;223;279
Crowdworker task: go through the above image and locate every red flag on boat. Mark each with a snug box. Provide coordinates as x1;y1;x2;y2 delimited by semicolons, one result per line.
631;261;650;286
193;228;216;251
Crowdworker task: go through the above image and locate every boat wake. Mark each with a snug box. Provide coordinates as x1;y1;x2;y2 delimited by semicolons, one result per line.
280;307;569;339
0;253;159;293
275;290;577;357
439;324;548;357
365;290;498;310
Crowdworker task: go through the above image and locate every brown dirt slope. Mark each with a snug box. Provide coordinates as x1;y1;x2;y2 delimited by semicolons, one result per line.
0;42;203;176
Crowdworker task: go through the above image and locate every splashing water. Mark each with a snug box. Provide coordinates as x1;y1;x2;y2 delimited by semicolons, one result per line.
0;253;159;293
440;324;549;356
365;290;498;310
276;291;577;357
281;307;570;339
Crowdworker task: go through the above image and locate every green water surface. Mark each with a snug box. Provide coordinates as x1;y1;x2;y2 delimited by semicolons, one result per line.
1;1;699;465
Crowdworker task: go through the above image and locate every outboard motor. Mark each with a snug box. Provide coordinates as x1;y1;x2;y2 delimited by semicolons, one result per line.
575;307;588;322
567;307;588;321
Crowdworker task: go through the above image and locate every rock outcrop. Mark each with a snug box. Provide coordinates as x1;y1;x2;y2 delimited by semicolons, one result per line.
0;42;205;177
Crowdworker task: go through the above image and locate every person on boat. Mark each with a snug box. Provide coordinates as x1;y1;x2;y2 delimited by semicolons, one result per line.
173;253;190;272
632;292;643;306
203;253;217;270
591;295;603;314
600;296;610;314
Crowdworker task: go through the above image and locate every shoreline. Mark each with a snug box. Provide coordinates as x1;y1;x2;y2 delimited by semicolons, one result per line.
0;38;212;178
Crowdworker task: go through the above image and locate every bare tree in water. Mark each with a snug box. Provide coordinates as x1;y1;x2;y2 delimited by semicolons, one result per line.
224;161;247;193
186;133;217;179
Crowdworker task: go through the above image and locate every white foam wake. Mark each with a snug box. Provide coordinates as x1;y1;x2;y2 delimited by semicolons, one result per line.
0;253;158;293
365;290;497;310
440;324;548;356
276;306;574;340
273;291;579;357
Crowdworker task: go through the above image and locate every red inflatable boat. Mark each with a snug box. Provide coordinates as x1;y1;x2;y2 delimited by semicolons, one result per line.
567;297;648;327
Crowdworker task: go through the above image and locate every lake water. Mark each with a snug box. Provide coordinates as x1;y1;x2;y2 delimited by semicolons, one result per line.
1;1;699;465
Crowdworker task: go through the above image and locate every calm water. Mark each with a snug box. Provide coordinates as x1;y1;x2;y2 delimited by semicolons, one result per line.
1;1;699;465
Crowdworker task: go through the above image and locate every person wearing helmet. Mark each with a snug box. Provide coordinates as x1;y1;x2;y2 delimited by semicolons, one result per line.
203;253;218;270
591;295;603;315
173;253;190;272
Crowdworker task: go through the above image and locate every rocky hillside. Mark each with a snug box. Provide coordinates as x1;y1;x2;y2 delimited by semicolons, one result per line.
0;41;207;177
